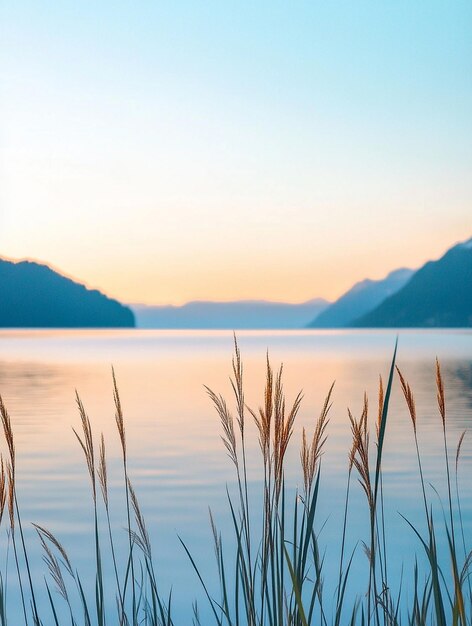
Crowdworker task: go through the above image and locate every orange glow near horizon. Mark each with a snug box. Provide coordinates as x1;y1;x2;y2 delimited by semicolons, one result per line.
2;227;467;306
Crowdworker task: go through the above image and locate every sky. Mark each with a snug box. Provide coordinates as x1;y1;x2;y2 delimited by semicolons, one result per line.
1;1;471;305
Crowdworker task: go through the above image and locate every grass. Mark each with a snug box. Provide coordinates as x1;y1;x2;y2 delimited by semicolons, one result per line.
0;338;470;625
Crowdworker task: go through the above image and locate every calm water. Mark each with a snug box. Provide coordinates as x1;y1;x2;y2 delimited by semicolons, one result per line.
0;329;471;623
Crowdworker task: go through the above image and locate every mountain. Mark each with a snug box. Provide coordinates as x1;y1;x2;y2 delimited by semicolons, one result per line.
132;298;329;329
308;268;414;328
0;258;135;328
351;237;472;327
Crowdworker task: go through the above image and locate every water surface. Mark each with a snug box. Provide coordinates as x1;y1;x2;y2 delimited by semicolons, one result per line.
0;330;471;622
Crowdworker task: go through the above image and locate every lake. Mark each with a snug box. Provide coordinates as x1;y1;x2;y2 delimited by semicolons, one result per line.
0;329;471;623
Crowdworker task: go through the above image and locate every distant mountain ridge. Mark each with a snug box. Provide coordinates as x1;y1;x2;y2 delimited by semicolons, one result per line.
0;258;135;328
132;298;329;329
3;235;470;330
351;237;472;327
308;268;414;328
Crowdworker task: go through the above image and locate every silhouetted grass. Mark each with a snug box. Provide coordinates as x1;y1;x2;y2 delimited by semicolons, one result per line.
0;339;470;625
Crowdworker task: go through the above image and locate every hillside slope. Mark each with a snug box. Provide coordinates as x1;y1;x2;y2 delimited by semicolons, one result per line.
308;268;414;328
352;239;472;327
0;258;135;328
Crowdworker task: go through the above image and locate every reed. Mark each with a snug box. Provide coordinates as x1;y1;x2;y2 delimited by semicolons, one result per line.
0;342;469;626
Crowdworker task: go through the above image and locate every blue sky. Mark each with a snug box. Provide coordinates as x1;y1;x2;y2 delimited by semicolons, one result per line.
1;1;471;304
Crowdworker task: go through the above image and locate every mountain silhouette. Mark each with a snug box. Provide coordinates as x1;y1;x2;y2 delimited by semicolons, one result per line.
351;237;472;327
308;268;414;328
0;258;135;328
132;298;328;329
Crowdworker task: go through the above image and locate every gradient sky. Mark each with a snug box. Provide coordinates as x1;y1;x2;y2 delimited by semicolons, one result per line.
1;1;471;305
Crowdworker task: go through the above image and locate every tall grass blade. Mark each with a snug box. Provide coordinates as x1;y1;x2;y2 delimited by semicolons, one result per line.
283;542;308;626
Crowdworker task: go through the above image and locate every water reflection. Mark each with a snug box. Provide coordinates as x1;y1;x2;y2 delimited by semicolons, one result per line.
0;329;470;622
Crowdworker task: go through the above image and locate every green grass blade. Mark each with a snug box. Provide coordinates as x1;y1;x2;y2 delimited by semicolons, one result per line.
283;542;308;626
373;337;398;507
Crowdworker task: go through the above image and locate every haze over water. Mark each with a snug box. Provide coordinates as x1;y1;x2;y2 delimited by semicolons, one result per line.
0;329;471;622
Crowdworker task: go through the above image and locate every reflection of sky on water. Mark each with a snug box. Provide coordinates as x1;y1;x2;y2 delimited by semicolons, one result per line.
0;330;471;623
